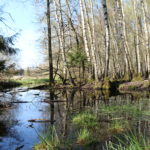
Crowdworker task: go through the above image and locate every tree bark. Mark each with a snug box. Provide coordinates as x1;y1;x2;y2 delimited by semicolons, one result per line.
54;0;75;85
118;0;132;78
46;0;54;86
79;0;91;62
102;0;110;77
133;0;141;75
141;0;150;77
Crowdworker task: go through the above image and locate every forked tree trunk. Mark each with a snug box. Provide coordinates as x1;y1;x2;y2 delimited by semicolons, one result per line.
65;0;80;49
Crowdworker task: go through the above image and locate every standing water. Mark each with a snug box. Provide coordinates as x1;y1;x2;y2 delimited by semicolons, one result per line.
0;88;150;150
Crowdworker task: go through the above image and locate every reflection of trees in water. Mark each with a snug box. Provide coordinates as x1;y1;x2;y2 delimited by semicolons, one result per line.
0;120;23;143
0;91;20;139
40;89;150;140
0;90;40;145
0;89;149;149
0;121;9;136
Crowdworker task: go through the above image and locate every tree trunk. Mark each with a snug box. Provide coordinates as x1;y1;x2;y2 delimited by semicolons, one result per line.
83;0;99;81
46;0;54;86
54;0;75;85
65;0;80;49
133;0;141;75
141;0;150;77
102;0;110;77
79;0;91;62
118;0;132;78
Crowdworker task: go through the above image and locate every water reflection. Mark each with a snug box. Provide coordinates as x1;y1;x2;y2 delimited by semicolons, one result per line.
0;88;150;149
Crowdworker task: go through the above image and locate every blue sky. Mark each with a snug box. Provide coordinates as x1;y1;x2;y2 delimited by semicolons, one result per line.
1;0;43;68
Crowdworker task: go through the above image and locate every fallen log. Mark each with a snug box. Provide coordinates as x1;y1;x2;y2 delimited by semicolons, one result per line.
11;101;31;103
43;100;66;104
15;145;24;150
28;119;55;123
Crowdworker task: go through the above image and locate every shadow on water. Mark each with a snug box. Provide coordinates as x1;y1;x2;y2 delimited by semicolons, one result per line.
0;88;150;149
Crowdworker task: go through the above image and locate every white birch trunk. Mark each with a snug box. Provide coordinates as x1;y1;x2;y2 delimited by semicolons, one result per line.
141;0;150;75
79;0;91;62
83;0;99;80
133;0;141;75
54;0;67;78
119;0;132;77
102;0;110;77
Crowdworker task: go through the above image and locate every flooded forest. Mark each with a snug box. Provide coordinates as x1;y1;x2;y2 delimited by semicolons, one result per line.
0;0;150;150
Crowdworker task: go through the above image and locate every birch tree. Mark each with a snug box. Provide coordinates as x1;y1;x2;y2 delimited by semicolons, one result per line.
102;0;110;77
141;0;150;77
79;0;91;62
54;0;75;85
133;0;141;75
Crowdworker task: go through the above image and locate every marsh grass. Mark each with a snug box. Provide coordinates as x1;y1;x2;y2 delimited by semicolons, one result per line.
34;126;60;150
99;103;149;120
105;133;150;150
72;112;97;128
17;78;49;85
109;120;129;132
77;128;94;145
34;100;150;150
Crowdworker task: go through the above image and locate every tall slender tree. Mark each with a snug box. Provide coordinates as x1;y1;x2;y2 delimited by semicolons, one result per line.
102;0;110;77
46;0;54;86
133;0;141;75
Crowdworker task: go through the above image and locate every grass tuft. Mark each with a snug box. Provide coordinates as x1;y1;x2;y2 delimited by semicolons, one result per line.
34;126;60;150
72;112;97;128
106;133;150;150
77;128;94;145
